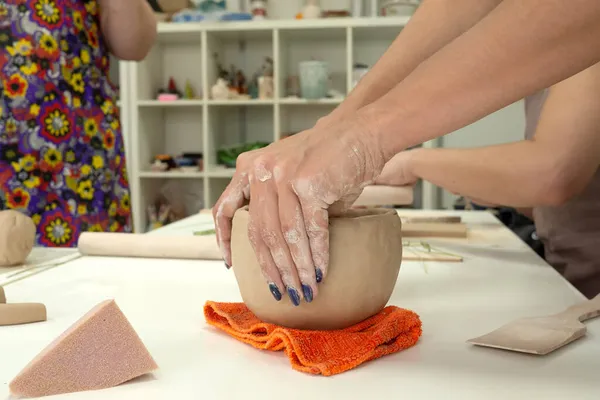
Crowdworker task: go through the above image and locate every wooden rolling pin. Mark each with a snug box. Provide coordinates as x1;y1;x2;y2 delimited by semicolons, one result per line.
353;185;414;207
0;303;46;326
78;232;222;260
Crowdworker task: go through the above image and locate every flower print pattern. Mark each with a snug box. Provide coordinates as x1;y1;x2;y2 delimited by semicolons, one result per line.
0;0;132;247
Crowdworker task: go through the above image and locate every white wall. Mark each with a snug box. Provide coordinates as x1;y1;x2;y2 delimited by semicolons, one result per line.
439;101;526;208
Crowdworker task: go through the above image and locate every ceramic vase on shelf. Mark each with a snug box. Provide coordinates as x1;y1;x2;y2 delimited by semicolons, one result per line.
258;76;274;99
302;0;321;18
299;60;329;99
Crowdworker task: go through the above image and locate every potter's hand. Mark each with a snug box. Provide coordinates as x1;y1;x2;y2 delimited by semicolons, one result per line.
374;150;418;187
213;117;385;305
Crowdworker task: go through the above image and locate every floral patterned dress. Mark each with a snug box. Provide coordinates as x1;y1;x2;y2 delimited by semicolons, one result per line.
0;0;132;247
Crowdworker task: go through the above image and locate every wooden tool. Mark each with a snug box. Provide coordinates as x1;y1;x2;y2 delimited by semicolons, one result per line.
402;222;468;238
467;294;600;355
353;185;414;207
0;303;47;326
0;286;5;303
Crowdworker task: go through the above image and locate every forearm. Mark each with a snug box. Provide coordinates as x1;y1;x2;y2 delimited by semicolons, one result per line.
98;0;157;61
362;0;600;158
327;0;501;120
407;143;564;208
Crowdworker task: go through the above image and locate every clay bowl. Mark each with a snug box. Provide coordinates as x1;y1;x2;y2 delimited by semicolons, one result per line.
231;207;403;330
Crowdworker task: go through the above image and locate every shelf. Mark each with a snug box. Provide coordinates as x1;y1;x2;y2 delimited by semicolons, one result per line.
279;97;343;105
157;17;411;35
138;170;235;179
205;168;236;178
207;99;274;106
138;100;204;107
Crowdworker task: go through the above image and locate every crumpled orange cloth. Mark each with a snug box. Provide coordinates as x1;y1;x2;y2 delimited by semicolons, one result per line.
203;301;422;376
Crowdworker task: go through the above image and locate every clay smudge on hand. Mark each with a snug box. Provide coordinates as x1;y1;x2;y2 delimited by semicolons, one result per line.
254;163;272;182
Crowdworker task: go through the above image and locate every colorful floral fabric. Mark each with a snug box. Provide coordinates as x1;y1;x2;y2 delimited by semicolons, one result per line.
0;0;131;247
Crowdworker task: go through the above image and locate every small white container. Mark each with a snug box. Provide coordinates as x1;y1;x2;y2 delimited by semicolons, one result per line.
381;0;418;16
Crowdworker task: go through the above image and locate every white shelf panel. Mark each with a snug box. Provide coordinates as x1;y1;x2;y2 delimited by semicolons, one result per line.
205;168;236;178
207;99;274;106
139;171;204;179
157;17;410;35
138;100;204;107
279;97;343;105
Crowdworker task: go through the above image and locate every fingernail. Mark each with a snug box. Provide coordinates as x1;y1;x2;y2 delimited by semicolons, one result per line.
302;284;313;303
287;287;301;306
315;268;323;283
269;283;282;301
224;262;231;269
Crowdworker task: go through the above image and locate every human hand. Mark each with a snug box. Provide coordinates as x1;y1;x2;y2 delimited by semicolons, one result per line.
374;150;418;187
213;116;385;306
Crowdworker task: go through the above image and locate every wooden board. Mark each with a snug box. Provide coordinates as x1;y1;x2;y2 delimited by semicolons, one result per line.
402;222;468;238
402;252;463;262
399;215;462;224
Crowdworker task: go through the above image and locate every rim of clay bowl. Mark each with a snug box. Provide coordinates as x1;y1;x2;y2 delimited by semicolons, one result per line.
235;206;398;221
329;207;398;221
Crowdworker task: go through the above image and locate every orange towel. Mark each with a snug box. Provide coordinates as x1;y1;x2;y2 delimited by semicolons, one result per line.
203;301;422;376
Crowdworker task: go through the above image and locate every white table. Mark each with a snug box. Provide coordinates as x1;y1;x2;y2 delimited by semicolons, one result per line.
1;210;599;399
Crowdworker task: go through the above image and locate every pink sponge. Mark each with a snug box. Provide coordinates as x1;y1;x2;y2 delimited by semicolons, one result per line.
10;299;158;398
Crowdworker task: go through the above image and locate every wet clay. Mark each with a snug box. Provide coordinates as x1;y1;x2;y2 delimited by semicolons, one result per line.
0;210;36;267
0;286;5;304
0;303;47;326
231;208;403;330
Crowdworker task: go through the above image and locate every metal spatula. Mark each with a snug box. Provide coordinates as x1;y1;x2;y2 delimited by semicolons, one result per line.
467;294;600;355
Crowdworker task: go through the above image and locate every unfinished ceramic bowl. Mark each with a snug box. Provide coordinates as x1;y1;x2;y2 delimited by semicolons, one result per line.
231;207;403;330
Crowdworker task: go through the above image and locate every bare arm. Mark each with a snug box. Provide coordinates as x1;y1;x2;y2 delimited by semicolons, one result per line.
398;63;600;207
98;0;157;61
359;0;600;159
326;0;501;121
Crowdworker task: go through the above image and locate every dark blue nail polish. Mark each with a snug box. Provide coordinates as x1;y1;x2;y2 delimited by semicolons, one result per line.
287;287;301;306
224;262;231;269
302;284;313;303
269;283;282;301
315;268;323;283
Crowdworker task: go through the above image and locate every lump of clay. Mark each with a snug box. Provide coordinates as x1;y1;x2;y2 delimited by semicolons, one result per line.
0;210;36;267
231;207;403;330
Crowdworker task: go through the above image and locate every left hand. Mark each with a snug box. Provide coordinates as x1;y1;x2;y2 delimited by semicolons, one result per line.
213;116;386;305
374;150;418;187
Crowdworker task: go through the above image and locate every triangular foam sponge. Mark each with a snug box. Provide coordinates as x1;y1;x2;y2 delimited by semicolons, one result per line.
10;299;158;398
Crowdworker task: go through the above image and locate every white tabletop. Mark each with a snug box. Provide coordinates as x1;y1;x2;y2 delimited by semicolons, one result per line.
1;210;599;399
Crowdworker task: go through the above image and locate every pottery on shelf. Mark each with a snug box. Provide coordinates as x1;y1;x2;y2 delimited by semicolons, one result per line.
299;60;329;99
258;76;274;99
231;207;403;330
302;0;321;18
211;78;230;100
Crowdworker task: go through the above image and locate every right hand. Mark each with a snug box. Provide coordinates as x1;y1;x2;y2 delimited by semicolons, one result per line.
212;113;386;306
374;150;418;186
